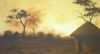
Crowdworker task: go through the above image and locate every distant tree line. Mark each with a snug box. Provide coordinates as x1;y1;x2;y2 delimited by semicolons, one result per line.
0;30;66;41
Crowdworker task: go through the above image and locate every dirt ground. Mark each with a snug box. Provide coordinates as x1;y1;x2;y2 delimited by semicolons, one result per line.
0;43;100;54
0;39;100;54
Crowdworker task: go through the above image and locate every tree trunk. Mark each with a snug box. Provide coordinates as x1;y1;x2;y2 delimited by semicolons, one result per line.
22;25;26;36
32;28;35;35
20;17;27;36
89;15;94;23
90;17;93;23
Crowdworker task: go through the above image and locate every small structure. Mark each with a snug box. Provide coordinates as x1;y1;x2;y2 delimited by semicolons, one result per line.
71;22;100;52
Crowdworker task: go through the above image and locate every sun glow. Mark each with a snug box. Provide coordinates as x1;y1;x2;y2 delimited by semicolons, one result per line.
36;13;78;36
0;0;100;37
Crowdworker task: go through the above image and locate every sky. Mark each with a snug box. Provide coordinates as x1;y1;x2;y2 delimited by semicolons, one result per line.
0;0;100;36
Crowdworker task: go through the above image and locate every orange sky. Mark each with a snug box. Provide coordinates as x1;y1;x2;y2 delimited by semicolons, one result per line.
0;0;100;36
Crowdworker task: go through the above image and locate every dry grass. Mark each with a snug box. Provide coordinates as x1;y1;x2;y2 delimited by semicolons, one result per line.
0;39;100;54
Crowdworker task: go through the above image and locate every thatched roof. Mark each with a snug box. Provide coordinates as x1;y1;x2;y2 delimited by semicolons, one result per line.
71;22;100;37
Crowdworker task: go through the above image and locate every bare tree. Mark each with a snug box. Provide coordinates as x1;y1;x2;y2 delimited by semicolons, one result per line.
74;0;100;23
27;10;41;34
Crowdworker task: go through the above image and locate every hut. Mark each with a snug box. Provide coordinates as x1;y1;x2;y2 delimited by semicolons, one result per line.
71;22;100;52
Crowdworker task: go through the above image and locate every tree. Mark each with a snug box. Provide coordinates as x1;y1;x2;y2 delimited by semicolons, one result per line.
7;8;42;36
27;10;41;34
7;9;29;35
74;0;100;23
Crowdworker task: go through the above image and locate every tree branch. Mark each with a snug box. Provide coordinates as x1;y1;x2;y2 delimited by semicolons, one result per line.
19;18;25;27
75;11;87;22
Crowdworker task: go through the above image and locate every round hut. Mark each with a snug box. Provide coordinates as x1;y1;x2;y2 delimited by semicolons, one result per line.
71;22;100;52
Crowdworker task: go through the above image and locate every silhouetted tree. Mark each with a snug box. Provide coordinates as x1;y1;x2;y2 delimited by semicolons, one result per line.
7;9;41;36
7;9;29;35
3;31;13;40
13;32;21;37
37;32;45;37
3;31;13;37
74;0;100;23
27;10;41;34
46;33;55;40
